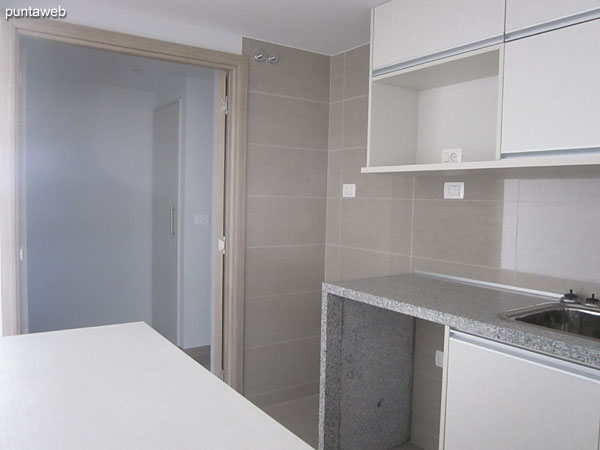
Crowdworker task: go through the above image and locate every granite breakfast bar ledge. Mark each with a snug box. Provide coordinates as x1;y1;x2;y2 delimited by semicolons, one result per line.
318;273;600;450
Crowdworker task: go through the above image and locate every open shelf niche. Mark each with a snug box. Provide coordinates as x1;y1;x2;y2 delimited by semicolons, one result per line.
366;45;503;171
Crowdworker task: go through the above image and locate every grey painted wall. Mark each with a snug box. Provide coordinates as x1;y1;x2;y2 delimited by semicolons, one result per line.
181;76;216;349
25;39;217;345
154;74;216;348
26;69;155;332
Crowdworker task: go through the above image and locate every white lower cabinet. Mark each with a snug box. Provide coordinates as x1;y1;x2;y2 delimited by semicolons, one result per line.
441;332;600;450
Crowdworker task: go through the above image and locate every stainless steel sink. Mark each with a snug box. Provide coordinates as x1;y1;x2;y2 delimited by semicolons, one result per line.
501;303;600;341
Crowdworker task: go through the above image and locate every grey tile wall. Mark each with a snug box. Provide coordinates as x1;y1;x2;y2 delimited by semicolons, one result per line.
410;319;444;450
326;43;600;300
242;35;600;441
243;38;329;408
326;42;600;450
326;44;415;282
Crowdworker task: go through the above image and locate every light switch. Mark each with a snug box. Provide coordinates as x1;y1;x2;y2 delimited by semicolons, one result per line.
194;214;209;225
444;182;464;199
342;184;356;198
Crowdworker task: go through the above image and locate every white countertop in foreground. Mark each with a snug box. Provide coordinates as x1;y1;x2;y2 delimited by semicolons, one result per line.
0;322;311;450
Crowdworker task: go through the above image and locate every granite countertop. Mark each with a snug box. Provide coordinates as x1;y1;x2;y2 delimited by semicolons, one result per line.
323;273;600;369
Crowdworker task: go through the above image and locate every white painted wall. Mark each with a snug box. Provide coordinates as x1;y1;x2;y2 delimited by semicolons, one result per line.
181;76;215;349
0;0;242;54
154;75;216;349
24;39;216;344
25;71;155;332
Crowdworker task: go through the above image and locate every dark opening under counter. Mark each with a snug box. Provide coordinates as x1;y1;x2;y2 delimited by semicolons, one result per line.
318;273;600;450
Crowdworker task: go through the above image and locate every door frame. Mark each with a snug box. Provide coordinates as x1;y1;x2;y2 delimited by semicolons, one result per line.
0;19;247;392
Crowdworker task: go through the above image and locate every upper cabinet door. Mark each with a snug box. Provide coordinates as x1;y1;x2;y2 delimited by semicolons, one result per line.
372;0;505;73
505;0;600;36
501;19;600;155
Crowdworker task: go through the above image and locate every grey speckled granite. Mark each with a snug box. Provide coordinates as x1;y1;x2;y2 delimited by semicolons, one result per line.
324;273;600;369
319;294;415;450
319;273;600;450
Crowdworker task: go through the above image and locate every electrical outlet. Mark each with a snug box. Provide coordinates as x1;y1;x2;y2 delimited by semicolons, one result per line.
444;182;464;199
442;148;463;163
342;184;356;198
435;350;444;368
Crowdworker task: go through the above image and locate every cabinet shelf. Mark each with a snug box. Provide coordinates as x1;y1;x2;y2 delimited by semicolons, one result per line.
362;153;600;174
367;45;503;169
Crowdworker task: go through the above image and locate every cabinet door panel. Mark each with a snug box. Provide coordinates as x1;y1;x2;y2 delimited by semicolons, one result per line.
506;0;600;34
443;333;600;450
501;19;600;154
372;0;504;71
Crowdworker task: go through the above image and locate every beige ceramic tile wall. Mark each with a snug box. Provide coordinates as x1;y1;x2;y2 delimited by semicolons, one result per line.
410;319;444;450
327;44;600;450
327;44;600;301
326;44;415;281
243;38;329;408
411;172;600;297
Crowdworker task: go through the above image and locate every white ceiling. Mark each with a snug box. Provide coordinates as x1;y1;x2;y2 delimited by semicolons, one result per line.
2;0;383;55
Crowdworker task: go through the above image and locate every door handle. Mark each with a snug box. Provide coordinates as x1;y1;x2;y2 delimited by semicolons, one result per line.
170;206;176;236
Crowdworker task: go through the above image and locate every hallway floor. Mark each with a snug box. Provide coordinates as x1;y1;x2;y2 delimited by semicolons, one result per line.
183;346;210;370
263;394;319;448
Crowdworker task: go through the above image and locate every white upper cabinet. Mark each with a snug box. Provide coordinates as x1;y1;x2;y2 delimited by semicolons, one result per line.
372;0;505;72
505;0;600;36
501;19;600;154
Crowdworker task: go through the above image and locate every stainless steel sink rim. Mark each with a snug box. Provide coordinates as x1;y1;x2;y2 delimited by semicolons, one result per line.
501;302;600;342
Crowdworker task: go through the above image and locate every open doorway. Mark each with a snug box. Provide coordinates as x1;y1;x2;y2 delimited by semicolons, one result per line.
0;17;249;390
19;36;224;371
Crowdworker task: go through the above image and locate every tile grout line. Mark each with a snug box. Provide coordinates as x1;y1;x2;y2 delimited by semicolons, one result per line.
245;334;322;351
261;389;320;410
247;142;327;152
409;176;416;273
248;380;320;402
336;51;346;277
325;195;413;201
246;289;322;301
248;142;329;152
414;198;519;204
329;146;367;152
248;89;329;104
337;245;411;258
513;179;521;286
413;255;506;272
330;94;368;104
248;195;328;199
246;243;326;249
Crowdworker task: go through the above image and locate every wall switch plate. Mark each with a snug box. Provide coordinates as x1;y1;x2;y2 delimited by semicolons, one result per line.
194;214;209;225
442;148;463;163
444;182;464;199
342;184;356;198
435;350;444;368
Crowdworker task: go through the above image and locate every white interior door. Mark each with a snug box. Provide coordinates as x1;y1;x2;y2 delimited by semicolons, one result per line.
152;100;181;345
